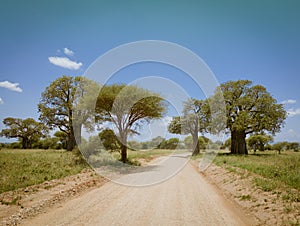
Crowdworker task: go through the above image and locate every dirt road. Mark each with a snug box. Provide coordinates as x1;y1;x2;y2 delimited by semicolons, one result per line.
21;154;256;226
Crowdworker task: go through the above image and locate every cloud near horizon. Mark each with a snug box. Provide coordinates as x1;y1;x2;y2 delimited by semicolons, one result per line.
0;97;3;104
48;56;83;70
281;99;296;105
0;81;23;92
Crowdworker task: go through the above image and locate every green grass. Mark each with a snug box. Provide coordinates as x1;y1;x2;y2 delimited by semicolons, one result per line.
240;194;252;201
213;151;300;191
0;149;88;193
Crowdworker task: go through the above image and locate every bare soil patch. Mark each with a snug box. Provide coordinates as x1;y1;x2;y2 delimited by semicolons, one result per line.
198;162;300;226
0;169;107;225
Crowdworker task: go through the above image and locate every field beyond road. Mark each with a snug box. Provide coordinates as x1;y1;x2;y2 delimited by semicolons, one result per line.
0;149;87;194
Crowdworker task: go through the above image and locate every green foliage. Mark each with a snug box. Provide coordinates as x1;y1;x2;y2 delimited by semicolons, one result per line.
168;98;209;155
137;136;166;149
159;138;180;149
218;80;286;154
0;149;87;193
98;129;120;152
0;117;48;149
6;142;22;149
32;137;61;149
38;76;100;151
247;134;273;152
184;135;210;150
199;136;210;149
95;84;166;162
272;142;288;154
168;99;209;135
270;141;300;154
79;135;103;159
221;138;231;149
286;142;299;152
54;131;68;149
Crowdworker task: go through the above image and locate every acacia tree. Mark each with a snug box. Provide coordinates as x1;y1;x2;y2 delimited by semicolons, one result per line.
95;84;166;163
99;128;120;152
168;99;209;155
247;134;273;153
219;80;286;154
38;76;99;151
0;117;48;149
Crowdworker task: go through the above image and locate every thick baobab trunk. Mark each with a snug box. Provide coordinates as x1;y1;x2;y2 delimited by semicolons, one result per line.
22;137;29;149
231;130;248;154
192;133;200;156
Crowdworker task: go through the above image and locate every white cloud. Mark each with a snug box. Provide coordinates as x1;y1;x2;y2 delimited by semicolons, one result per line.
287;108;300;117
0;97;3;104
48;56;82;70
63;47;74;56
281;99;296;105
0;81;23;92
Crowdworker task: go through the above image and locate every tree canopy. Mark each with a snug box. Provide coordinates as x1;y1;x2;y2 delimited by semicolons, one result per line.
95;84;166;162
0;117;48;149
38;75;99;151
99;128;120;152
247;134;273;152
219;80;286;154
168;98;209;155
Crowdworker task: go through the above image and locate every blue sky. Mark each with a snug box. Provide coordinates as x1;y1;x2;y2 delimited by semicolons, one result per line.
0;0;300;143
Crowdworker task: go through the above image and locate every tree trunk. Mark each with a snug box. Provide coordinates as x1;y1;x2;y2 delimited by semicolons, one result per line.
120;143;127;163
192;133;200;156
67;108;76;151
231;130;248;154
118;130;128;163
22;137;28;149
73;123;82;146
259;142;264;151
67;128;76;151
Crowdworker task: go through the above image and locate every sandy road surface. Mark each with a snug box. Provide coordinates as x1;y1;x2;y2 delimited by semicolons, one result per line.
21;154;256;226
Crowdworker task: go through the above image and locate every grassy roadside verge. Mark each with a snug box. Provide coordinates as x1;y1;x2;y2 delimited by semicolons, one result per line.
0;149;88;193
0;148;175;194
213;151;300;192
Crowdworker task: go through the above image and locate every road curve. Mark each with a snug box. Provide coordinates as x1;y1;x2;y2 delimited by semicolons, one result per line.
21;154;255;226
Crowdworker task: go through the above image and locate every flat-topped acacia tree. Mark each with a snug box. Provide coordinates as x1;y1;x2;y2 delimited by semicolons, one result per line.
219;80;286;154
95;84;166;163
